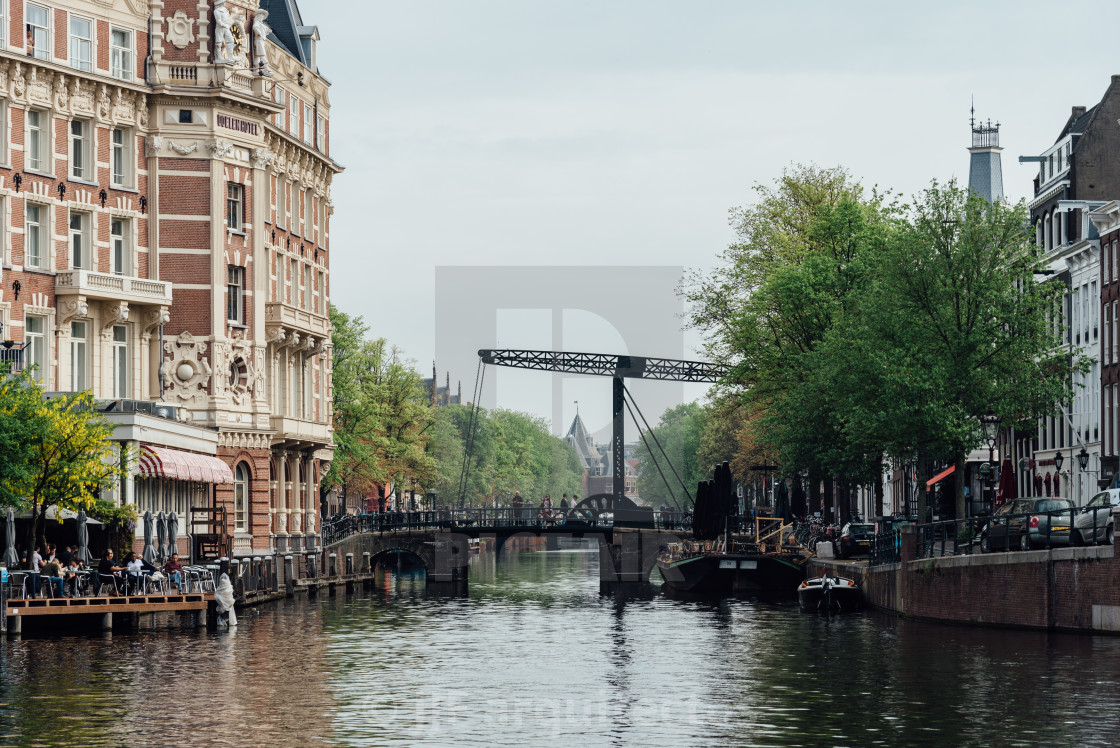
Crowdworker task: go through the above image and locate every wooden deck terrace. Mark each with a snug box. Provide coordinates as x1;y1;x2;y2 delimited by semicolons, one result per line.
6;592;212;617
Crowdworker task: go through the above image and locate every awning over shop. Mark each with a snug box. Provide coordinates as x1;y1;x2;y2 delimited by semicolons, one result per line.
139;445;234;485
925;465;955;492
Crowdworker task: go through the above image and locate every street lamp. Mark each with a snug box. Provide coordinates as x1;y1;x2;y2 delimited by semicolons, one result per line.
1054;451;1064;497
1077;447;1090;506
979;413;1001;514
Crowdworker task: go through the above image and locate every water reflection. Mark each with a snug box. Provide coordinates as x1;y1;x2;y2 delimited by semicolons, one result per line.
3;545;1120;746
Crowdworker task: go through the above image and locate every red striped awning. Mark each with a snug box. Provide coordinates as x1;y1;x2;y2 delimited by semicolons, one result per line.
925;465;955;492
138;445;234;485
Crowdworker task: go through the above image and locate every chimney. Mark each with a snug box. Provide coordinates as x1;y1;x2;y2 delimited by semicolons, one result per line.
1072;105;1087;119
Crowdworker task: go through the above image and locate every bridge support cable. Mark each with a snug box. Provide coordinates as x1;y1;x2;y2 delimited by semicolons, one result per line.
477;349;725;500
456;358;487;508
621;395;682;512
622;382;694;508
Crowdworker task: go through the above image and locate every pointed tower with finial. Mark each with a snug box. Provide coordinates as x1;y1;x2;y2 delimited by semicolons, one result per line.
968;99;1005;204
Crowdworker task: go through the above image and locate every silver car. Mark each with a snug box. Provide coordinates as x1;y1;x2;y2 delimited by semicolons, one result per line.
1072;489;1119;546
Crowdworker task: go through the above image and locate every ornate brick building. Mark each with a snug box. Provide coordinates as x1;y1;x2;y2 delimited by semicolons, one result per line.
0;0;338;558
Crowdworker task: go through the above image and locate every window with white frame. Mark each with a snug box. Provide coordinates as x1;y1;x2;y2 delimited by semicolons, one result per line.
227;265;244;324
276;179;286;228
0;1;7;49
318;199;326;247
69;211;89;269
69;16;92;72
110;27;134;81
234;463;248;531
295;188;304;235
0;196;7;265
288;95;298;136
26;3;50;60
274;87;287;130
302;264;310;310
25;203;45;269
110;218;128;275
289;259;296;303
316;114;325;153
305;190;314;238
111;128;131;187
318;270;326;314
26;109;46;173
275;251;284;302
70;320;88;391
112;325;128;398
26;314;47;382
303;104;312;144
226;183;244;231
284;181;291;230
70;119;92;180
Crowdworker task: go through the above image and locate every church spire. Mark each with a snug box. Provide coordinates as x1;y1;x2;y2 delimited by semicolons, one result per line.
968;100;1005;204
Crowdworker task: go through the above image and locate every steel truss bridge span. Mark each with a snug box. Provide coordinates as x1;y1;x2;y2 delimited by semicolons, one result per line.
476;349;727;501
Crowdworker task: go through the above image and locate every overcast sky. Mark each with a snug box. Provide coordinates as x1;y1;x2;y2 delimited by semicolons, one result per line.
302;0;1120;433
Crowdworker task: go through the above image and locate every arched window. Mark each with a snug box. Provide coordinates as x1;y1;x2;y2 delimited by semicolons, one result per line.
234;463;249;532
1044;214;1051;251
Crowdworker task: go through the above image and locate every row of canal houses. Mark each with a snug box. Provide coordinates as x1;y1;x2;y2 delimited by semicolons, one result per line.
887;74;1120;517
0;0;339;560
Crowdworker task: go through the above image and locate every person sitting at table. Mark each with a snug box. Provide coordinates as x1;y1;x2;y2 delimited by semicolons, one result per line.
56;544;73;567
124;552;145;595
63;558;82;597
164;554;185;592
97;549;127;595
39;557;64;598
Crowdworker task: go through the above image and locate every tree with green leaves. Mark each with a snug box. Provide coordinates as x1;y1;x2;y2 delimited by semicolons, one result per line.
324;304;435;508
849;181;1077;520
633;402;708;509
0;369;122;561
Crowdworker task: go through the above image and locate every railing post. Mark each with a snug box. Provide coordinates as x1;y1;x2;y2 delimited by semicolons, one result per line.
899;524;917;563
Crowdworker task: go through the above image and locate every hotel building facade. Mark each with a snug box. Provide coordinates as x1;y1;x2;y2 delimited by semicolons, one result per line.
0;0;338;558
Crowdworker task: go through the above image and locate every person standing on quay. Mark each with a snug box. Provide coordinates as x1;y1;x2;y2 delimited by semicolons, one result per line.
512;491;525;526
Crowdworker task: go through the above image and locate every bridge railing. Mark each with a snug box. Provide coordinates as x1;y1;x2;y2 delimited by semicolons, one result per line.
318;508;697;546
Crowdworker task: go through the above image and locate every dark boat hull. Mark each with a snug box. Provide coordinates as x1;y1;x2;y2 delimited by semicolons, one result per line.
656;553;805;595
797;577;862;612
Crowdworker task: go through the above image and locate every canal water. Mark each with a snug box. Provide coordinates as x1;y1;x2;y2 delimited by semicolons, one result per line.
3;546;1120;747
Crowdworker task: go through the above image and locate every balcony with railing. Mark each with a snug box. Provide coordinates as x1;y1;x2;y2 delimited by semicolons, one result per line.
265;302;330;341
0;341;28;372
270;414;331;448
56;270;173;305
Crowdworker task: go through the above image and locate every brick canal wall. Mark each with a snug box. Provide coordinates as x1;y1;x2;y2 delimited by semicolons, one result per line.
812;516;1120;633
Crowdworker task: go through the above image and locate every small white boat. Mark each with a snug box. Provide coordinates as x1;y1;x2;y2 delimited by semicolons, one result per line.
798;574;862;613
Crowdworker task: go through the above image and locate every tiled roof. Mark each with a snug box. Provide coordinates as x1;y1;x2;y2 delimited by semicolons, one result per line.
260;0;309;67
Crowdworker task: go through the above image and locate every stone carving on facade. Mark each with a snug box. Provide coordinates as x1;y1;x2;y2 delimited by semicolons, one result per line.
276;511;287;534
101;302;129;333
145;136;163;158
252;10;273;77
207;139;235;160
11;63;24;99
251;148;275;170
166;10;196;49
161;331;212;406
57;297;88;328
137;94;150;129
97;84;111;120
70;78;93;114
290;512;302;534
27;68;49;104
143;308;171;336
54;74;68;110
167;140;199;156
213;0;237;64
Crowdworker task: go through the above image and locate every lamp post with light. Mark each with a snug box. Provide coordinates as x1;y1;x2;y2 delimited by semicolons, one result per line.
979;413;1001;515
1054;450;1064;497
1077;447;1090;506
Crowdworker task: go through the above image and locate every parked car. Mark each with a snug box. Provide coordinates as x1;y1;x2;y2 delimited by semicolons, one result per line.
980;498;1076;552
838;522;875;558
1072;489;1119;546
